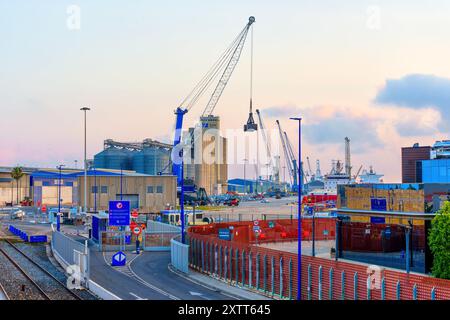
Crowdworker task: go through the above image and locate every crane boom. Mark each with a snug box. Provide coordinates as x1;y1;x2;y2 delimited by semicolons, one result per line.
276;120;293;186
202;17;255;117
256;109;278;182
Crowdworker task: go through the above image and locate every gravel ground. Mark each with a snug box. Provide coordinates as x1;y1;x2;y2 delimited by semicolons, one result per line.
14;242;97;300
0;248;47;300
0;241;80;300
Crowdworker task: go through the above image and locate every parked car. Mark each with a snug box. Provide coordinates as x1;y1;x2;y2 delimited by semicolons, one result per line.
11;209;25;220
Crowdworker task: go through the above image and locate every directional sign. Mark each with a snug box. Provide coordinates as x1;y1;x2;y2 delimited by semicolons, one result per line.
112;251;126;266
109;201;130;226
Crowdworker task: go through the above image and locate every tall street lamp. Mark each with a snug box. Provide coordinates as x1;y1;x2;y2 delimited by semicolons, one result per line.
290;117;302;300
243;158;248;194
80;107;90;213
56;164;65;232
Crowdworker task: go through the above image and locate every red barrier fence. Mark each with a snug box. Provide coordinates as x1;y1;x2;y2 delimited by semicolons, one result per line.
188;218;336;244
187;231;450;300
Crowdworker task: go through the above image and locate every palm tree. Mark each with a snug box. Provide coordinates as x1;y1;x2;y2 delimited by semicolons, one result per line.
11;167;24;205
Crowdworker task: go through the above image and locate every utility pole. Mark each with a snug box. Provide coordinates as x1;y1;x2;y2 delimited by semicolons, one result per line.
243;158;248;194
56;164;65;232
290;117;302;301
80;107;90;213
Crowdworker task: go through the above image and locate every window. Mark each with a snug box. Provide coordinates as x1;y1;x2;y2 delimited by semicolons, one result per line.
91;186;98;193
156;186;163;193
101;186;108;194
147;186;154;193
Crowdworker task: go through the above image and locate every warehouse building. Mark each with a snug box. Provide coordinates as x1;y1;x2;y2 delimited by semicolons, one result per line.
0;167;32;206
78;172;177;213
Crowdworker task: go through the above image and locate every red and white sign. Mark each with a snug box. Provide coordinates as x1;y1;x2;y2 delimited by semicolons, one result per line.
131;210;139;218
41;205;47;213
130;221;137;229
253;220;259;226
116;202;123;209
132;226;142;235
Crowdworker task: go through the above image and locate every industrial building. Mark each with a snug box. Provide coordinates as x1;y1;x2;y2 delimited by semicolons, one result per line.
401;143;431;183
0;167;32;206
93;139;172;175
77;172;177;213
227;178;282;194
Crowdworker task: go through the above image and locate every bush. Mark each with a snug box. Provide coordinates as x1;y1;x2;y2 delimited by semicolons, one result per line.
429;201;450;279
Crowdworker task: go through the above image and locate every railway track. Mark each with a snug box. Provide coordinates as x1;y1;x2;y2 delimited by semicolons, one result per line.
0;240;83;300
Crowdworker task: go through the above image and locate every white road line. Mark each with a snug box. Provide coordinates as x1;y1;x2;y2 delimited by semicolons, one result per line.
102;252;180;300
129;292;148;300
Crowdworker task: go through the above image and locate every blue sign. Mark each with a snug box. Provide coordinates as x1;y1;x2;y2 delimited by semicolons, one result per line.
370;216;386;224
371;198;387;211
29;235;47;243
109;201;130;226
218;228;231;241
384;228;391;239
112;251;126;266
253;225;261;232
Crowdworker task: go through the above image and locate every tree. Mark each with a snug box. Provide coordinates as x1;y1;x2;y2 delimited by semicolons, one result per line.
10;167;24;205
428;201;450;279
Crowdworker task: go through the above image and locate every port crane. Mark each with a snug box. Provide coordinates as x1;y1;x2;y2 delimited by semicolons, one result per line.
171;17;256;186
256;109;279;183
276;120;301;192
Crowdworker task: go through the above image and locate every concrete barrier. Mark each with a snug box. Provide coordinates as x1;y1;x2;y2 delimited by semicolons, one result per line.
171;236;189;274
87;280;121;300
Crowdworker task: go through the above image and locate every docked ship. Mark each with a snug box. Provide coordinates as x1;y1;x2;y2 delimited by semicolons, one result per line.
358;166;384;184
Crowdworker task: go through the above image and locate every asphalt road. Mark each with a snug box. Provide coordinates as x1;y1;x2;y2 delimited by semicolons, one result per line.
90;250;235;300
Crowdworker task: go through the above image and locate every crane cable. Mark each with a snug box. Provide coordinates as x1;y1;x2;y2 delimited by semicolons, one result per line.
249;24;254;112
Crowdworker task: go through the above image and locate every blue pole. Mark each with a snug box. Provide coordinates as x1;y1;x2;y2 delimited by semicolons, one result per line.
94;166;97;213
120;166;123;201
290;117;302;300
181;152;185;244
57;165;62;232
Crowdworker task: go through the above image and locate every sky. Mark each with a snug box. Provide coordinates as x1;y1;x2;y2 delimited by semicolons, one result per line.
1;0;450;182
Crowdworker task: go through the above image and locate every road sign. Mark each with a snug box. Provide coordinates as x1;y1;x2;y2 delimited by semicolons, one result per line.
253;220;259;226
112;251;126;266
132;226;142;235
109;201;130;226
131;209;139;218
218;228;231;241
253;225;260;232
268;221;275;228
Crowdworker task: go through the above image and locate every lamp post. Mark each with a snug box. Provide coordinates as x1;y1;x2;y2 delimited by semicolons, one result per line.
56;164;65;232
80;107;90;213
243;158;248;194
290;117;302;300
180;150;185;244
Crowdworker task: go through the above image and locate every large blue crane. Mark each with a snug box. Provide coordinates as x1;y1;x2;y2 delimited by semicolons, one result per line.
171;16;256;187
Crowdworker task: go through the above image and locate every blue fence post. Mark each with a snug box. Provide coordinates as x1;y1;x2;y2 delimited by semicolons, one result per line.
218;246;222;278
318;266;323;300
367;275;371;300
224;247;228;280
201;241;205;272
241;250;246;285
249;252;252;288
431;287;436;300
229;248;233;282
289;258;293;300
263;255;267;292
413;284;418;300
353;272;358;300
271;256;275;296
396;280;401;300
307;264;312;300
235;249;239;285
329;268;334;300
381;278;386;300
256;254;260;290
341;271;345;300
279;257;283;299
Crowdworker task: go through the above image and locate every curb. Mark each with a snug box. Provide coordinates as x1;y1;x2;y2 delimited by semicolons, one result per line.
168;264;271;300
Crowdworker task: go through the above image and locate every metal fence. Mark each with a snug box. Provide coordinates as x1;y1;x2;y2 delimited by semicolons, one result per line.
171;235;189;274
99;221;181;252
51;231;89;285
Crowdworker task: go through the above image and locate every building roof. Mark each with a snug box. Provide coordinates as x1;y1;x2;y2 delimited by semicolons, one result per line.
334;208;436;220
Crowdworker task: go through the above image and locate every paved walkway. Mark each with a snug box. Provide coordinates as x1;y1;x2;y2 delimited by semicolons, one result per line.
169;266;272;300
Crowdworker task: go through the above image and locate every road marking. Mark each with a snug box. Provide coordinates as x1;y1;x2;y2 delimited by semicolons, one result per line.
102;252;180;300
189;291;212;300
129;292;148;300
